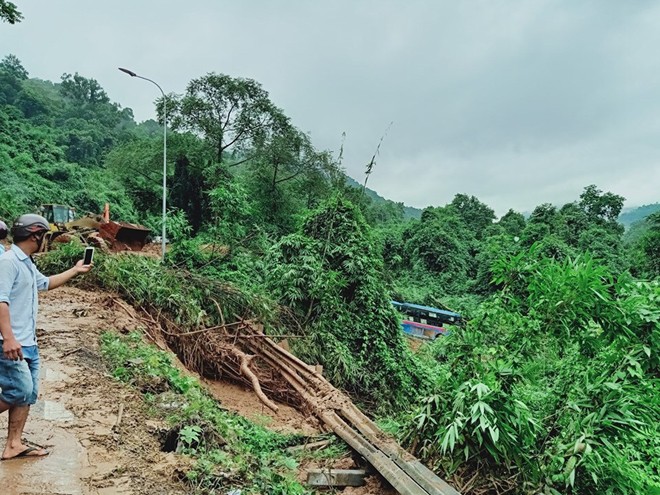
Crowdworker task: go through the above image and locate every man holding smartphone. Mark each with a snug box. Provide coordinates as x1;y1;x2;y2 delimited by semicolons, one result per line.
0;214;92;460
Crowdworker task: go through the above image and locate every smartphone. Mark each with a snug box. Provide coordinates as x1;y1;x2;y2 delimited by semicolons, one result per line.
83;246;94;266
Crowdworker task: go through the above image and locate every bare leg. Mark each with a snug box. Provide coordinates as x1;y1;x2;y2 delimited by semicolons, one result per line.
0;400;9;414
2;405;47;459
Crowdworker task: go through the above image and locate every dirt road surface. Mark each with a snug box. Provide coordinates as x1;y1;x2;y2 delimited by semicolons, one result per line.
0;287;188;494
0;286;394;495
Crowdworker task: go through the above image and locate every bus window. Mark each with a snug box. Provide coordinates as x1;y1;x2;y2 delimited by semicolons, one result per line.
392;301;460;340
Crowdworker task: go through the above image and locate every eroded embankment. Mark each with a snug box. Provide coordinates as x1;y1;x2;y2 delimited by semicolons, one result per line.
0;286;398;494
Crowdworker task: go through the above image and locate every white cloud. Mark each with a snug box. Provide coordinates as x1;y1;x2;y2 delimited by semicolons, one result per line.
2;0;658;215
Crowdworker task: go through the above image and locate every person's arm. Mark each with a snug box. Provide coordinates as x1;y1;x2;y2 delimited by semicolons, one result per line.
0;260;22;360
47;260;92;290
0;302;22;360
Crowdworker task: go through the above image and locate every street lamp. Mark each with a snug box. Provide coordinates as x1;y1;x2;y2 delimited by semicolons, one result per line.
118;67;167;262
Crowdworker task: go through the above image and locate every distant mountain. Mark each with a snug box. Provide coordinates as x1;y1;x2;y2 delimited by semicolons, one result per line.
345;176;422;220
618;203;660;229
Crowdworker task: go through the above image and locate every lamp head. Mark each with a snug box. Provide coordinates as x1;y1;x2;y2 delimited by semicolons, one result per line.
118;67;137;77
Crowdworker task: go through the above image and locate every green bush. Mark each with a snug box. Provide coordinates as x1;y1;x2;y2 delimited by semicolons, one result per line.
267;195;429;412
403;244;660;494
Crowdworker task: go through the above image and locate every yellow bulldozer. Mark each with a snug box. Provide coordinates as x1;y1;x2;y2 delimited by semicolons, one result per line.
40;203;151;252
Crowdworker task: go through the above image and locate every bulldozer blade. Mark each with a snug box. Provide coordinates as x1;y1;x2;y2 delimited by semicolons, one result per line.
99;221;151;252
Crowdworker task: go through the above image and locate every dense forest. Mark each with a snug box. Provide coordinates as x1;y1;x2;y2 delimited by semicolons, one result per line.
1;54;659;494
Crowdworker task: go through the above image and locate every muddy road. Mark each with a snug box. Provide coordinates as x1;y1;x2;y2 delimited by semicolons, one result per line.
0;287;188;494
0;286;394;495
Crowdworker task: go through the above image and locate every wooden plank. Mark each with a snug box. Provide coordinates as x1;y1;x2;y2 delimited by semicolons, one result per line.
321;411;429;495
337;403;460;494
393;459;462;495
307;469;366;487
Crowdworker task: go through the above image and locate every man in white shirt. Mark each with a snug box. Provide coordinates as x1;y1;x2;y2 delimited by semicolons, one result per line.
0;214;92;460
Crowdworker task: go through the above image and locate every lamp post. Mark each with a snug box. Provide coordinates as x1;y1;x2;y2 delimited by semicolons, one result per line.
118;67;167;262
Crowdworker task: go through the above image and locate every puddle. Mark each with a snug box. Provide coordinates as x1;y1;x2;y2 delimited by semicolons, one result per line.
42;367;71;382
0;429;87;495
40;360;77;384
32;400;76;422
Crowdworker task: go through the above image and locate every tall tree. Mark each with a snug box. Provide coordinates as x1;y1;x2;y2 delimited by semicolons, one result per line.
579;184;624;222
0;0;22;24
497;209;526;236
170;155;206;233
60;73;110;105
448;193;495;238
400;205;475;293
520;203;558;246
0;54;28;79
167;73;288;164
247;126;341;230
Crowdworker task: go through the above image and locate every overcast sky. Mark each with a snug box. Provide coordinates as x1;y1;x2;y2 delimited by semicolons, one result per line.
2;1;659;216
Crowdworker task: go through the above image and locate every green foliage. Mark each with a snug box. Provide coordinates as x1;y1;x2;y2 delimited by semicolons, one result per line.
104;136;165;217
205;164;255;245
35;242;88;274
142;207;191;245
448;193;496;239
637;211;660;279
390;202;477;296
404;244;660;494
520;186;627;271
579;184;625;224
243;135;341;235
60;72;110;105
0;57;139;222
0;1;22;24
1;54;27;79
497;209;526;237
267;195;428;411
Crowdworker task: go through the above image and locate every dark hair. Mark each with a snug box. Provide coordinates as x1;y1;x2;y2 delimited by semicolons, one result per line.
12;233;31;243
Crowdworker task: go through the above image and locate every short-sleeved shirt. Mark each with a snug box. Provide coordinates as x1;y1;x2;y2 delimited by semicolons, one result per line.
0;245;50;346
0;244;5;255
